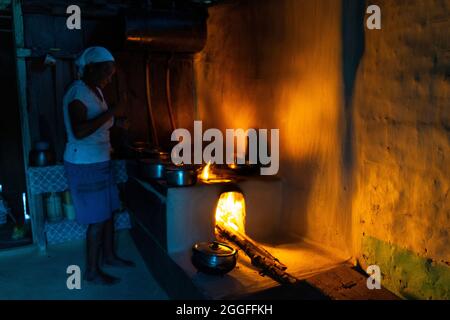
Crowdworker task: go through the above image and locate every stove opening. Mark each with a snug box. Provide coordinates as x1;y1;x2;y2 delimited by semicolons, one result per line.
214;191;246;235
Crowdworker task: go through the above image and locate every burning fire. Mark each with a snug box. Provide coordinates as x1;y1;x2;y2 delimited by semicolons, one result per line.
214;191;290;278
200;161;232;184
215;192;246;234
200;161;213;181
214;192;290;281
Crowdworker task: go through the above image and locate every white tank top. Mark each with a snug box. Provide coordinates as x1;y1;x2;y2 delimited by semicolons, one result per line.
63;80;114;164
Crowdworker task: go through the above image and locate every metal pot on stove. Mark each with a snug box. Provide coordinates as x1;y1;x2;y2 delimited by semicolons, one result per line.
129;142;170;161
29;141;55;167
138;158;168;180
191;241;238;275
165;165;198;187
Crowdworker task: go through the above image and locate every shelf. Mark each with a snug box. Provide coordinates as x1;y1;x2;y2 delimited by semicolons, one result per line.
44;210;132;245
27;160;128;195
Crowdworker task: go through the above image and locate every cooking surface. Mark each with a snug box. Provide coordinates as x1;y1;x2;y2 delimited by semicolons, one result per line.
126;159;276;196
170;239;350;299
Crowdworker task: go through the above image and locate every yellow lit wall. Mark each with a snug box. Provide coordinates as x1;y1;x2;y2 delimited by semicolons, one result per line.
194;0;450;299
352;0;450;299
194;0;351;258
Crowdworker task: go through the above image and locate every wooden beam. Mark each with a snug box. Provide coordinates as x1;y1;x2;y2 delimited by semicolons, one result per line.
12;0;46;253
0;0;11;11
16;47;31;57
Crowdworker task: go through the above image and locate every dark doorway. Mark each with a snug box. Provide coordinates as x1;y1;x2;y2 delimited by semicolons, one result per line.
0;9;32;249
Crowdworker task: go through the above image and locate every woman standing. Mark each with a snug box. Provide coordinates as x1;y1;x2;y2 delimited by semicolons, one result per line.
63;47;134;285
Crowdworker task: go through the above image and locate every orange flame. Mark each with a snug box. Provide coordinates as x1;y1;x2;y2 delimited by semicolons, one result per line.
215;192;246;233
228;163;238;169
200;161;232;184
200;161;213;181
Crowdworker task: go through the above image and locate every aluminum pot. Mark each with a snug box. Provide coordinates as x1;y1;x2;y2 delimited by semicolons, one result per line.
29;141;55;167
139;159;167;180
165;165;197;187
192;241;238;275
227;162;260;176
129;143;169;160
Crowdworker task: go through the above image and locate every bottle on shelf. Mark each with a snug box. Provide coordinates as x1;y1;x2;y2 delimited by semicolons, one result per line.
0;184;10;225
45;192;63;223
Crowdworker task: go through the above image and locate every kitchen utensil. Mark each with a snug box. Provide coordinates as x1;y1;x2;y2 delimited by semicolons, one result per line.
191;241;238;275
29;141;55;167
139;159;168;180
45;192;63;223
131;141;150;150
145;57;160;148
165;55;176;133
165;165;197;187
62;191;76;220
128;142;170;161
63;203;76;221
227;162;261;176
128;141;150;159
0;185;9;225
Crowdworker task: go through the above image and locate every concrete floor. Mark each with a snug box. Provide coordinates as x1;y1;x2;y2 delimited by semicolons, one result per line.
0;231;168;300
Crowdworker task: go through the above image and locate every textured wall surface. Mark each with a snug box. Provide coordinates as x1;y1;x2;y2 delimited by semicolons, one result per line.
194;0;450;299
352;0;450;299
194;0;352;258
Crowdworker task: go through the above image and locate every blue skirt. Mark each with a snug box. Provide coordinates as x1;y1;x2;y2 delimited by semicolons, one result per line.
64;161;120;225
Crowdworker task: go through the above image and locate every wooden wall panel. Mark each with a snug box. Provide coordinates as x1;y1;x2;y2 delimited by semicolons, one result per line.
24;14;54;48
22;12;196;160
169;57;196;133
114;51;150;145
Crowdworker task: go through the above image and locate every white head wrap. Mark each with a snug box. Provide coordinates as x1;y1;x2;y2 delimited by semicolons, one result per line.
75;46;115;78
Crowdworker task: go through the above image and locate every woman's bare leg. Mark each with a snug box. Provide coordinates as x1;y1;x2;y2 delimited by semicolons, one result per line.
102;217;135;267
85;221;121;285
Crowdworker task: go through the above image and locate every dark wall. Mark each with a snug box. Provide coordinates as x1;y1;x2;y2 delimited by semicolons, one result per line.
23;13;132;160
0;16;26;221
23;10;197;159
1;1;201;219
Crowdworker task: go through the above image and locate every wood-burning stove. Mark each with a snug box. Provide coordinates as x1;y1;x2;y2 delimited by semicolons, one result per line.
124;163;349;299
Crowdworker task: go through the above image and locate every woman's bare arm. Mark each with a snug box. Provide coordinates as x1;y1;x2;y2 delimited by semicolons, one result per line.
68;99;115;139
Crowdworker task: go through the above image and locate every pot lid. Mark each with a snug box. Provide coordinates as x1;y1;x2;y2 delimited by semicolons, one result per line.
166;164;197;171
193;241;236;256
34;141;50;151
139;158;170;165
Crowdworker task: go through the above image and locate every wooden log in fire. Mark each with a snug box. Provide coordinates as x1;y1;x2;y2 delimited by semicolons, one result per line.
215;225;299;286
239;232;288;271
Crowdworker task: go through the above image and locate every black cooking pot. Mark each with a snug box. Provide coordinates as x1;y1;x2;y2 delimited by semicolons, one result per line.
191;241;238;275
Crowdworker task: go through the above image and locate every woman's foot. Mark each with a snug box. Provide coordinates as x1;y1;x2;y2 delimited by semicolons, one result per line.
103;255;136;268
84;269;121;285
